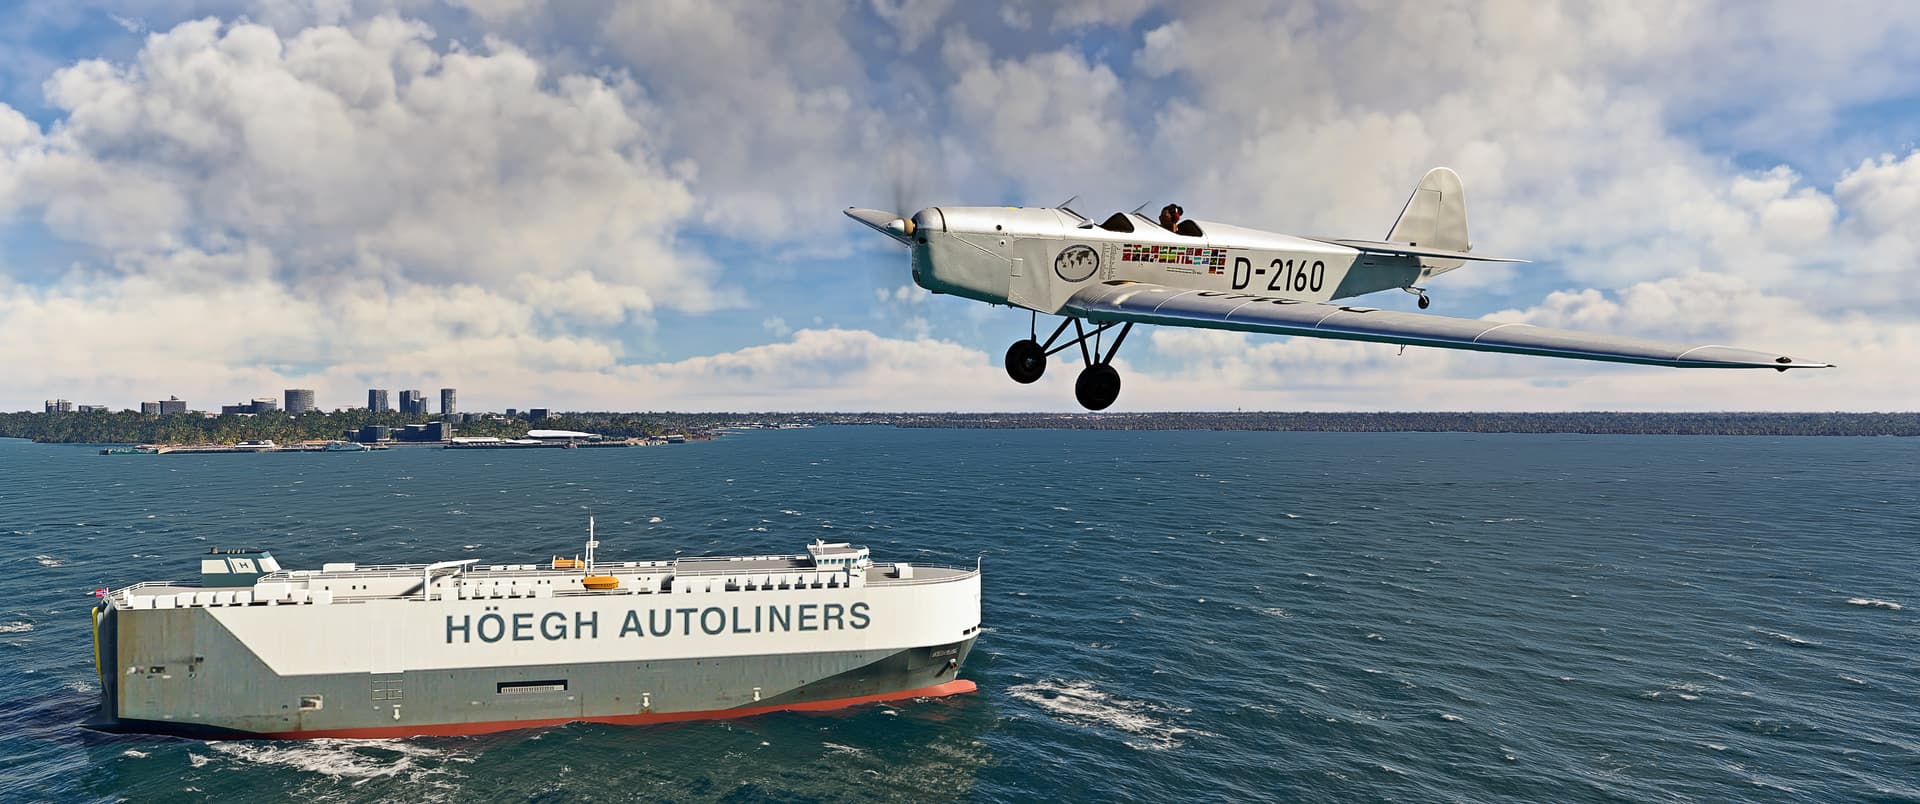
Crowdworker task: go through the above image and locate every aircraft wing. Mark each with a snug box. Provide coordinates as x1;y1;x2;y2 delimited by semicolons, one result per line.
1063;282;1831;370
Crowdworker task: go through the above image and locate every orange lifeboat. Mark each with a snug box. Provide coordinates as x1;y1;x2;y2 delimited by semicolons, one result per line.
552;557;582;570
582;575;620;590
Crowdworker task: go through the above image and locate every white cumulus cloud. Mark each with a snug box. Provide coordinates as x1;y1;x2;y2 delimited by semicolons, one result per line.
2;1;1917;413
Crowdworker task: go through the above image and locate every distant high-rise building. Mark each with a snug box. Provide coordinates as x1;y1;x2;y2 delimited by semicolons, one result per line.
251;397;278;414
439;388;456;416
158;396;187;415
284;389;315;414
505;408;518;417
221;404;249;415
141;402;160;415
528;408;550;421
367;389;390;412
44;399;72;413
77;404;109;413
399;390;427;416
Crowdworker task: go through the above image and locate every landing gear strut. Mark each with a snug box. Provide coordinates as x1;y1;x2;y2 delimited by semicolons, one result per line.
1002;314;1133;411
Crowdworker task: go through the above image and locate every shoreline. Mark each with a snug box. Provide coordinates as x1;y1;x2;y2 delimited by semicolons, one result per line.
5;411;1918;444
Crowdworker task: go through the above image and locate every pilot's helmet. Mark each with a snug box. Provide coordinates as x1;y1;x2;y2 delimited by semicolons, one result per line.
1160;203;1183;221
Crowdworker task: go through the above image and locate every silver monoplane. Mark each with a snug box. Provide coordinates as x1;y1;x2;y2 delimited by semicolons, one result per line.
848;168;1828;410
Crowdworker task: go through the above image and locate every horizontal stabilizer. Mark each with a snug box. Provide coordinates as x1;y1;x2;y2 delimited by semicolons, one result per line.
1064;281;1832;370
844;207;913;245
1314;238;1528;264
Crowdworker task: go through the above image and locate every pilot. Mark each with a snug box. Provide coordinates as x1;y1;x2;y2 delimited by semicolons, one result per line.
1158;203;1184;232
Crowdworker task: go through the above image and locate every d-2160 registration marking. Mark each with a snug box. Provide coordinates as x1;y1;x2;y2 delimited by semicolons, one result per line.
1227;255;1338;295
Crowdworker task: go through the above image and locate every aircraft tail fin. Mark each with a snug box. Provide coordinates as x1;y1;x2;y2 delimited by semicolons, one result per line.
1386;167;1470;275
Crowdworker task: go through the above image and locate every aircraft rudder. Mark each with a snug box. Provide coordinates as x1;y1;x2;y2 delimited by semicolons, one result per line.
1387;166;1469;254
1387;166;1470;277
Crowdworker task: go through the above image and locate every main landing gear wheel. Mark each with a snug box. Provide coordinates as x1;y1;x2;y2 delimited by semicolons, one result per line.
1004;339;1047;384
1007;315;1134;410
1075;364;1122;411
1417;293;1431;309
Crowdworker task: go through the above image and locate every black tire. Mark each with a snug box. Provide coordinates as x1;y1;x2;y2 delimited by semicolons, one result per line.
1004;340;1047;384
1417;295;1431;309
1074;364;1122;411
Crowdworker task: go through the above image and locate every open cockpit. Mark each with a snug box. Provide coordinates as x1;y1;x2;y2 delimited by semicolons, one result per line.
1083;211;1203;237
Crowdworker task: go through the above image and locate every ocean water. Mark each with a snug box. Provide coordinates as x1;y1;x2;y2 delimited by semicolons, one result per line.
0;428;1915;802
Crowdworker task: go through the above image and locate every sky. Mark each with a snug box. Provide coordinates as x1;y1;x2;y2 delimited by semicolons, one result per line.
1;0;1916;413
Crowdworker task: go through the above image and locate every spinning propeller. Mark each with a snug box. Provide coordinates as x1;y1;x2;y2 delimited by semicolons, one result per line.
845;150;931;247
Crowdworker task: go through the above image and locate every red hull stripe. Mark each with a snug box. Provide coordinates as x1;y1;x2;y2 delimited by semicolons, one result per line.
265;679;978;740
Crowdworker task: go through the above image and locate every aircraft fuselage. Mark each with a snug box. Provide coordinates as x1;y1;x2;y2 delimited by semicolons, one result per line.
909;206;1431;316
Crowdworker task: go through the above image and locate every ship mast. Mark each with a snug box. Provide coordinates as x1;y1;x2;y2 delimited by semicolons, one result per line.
586;515;597;572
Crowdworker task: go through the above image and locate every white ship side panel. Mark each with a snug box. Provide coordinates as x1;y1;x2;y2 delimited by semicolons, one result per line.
204;578;981;676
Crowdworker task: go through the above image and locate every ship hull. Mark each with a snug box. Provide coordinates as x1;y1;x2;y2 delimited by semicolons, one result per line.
91;603;975;738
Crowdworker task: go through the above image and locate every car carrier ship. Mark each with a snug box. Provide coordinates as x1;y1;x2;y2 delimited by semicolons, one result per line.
87;525;981;739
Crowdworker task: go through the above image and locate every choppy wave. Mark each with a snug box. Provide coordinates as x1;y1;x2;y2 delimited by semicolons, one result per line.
1752;628;1820;647
1847;598;1902;610
0;622;31;633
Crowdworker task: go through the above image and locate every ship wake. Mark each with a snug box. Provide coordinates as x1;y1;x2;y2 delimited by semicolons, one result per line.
1008;679;1209;751
199;739;464;787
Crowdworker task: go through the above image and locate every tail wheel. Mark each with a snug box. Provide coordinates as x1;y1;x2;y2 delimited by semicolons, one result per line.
1004;339;1047;384
1074;364;1122;410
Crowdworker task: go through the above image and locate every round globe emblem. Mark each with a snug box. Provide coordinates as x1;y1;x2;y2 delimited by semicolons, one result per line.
1054;245;1100;282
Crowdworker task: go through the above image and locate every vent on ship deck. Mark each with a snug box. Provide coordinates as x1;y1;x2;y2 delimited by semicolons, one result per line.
497;679;568;695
